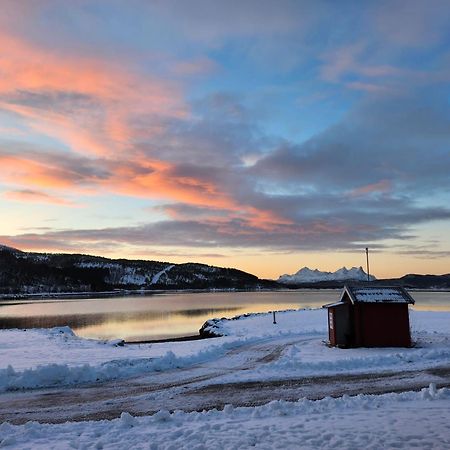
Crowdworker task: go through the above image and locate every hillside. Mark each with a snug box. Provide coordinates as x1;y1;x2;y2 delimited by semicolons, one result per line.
0;246;275;294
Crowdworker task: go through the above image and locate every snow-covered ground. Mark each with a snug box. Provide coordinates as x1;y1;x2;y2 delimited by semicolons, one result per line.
1;309;450;392
0;327;259;392
1;386;449;449
1;307;450;448
203;309;450;384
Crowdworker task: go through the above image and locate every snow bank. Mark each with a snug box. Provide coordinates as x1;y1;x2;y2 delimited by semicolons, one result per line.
1;386;449;449
1;326;241;372
202;308;327;337
0;327;260;392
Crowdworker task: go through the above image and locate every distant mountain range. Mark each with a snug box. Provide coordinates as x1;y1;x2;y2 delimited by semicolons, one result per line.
277;266;450;290
1;245;449;295
278;266;375;284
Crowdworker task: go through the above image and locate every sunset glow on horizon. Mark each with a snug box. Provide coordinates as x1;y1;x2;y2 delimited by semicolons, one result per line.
1;0;449;279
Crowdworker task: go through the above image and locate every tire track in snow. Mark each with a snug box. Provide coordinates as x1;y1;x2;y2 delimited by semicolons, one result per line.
1;335;450;424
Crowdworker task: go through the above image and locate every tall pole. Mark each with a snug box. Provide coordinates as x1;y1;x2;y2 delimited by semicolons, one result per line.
365;247;370;282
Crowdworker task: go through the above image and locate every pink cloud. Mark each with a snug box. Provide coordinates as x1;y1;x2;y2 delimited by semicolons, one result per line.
320;43;402;89
4;189;78;206
0;22;354;237
0;31;188;157
349;180;392;197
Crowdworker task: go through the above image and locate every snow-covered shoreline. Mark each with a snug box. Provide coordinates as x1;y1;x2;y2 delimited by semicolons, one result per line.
1;309;450;393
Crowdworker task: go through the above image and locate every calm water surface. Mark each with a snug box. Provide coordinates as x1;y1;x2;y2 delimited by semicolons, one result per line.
0;290;448;341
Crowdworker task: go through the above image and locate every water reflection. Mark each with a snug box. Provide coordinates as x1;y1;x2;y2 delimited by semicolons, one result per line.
411;291;450;311
0;307;240;334
0;290;448;341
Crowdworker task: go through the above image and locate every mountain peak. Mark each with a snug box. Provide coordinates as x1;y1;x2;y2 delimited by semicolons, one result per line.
278;266;376;284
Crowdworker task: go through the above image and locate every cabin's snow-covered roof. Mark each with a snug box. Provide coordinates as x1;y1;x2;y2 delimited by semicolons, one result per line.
322;301;346;309
340;285;415;305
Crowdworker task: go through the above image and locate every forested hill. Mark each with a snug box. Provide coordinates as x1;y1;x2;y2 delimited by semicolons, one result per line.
0;245;275;294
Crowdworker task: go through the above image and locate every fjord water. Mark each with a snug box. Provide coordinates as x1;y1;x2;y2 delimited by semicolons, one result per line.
0;290;449;341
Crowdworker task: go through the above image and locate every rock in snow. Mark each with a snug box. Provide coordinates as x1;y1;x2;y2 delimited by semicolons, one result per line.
278;266;376;284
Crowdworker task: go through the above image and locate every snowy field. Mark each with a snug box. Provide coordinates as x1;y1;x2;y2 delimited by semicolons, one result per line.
1;309;450;392
1;308;450;448
1;386;449;449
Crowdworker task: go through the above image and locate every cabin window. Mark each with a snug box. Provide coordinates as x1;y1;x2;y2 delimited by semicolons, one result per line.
328;310;334;330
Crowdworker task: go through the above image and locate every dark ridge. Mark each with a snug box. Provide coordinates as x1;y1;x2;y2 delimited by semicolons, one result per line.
0;245;277;295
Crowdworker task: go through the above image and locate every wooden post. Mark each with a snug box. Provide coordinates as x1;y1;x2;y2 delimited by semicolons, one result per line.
365;247;370;282
273;311;277;324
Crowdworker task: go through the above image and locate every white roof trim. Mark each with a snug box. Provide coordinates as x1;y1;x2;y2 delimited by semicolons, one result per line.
339;286;356;304
323;301;347;308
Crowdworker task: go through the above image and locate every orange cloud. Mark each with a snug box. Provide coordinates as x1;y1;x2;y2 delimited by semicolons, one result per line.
110;160;294;230
0;155;74;189
0;29;295;233
116;166;240;211
0;153;103;189
0;146;293;233
0;31;187;157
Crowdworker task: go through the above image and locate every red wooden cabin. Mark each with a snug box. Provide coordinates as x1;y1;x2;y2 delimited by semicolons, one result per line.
324;285;415;348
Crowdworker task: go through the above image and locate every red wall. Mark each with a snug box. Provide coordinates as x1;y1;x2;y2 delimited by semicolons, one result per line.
355;303;411;347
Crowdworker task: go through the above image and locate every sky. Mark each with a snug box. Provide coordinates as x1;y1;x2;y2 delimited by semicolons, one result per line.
0;0;449;279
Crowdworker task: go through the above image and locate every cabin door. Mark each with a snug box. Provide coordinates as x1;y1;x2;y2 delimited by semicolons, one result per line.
334;304;352;347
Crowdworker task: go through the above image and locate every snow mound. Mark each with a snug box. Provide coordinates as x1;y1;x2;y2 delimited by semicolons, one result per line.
0;328;259;392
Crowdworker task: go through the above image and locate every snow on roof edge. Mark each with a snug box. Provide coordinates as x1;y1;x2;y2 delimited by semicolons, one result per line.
341;285;415;304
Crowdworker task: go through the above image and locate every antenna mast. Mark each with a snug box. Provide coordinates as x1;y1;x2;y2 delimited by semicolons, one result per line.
365;247;370;282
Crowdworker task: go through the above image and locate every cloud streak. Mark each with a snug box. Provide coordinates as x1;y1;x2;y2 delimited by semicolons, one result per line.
3;189;77;206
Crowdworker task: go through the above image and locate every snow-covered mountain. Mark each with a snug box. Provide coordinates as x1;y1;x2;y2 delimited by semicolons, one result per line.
278;266;376;284
0;245;272;294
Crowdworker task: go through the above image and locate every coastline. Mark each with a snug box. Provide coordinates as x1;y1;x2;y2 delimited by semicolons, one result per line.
125;334;218;345
1;286;449;302
0;287;288;302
